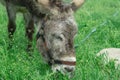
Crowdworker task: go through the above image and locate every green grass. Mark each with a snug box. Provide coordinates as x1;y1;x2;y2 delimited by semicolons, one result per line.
0;0;120;80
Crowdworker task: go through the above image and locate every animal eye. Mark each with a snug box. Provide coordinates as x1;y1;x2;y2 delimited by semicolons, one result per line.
56;36;63;41
52;34;63;41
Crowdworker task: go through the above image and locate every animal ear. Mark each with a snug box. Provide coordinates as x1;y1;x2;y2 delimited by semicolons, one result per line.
71;0;84;11
37;0;50;6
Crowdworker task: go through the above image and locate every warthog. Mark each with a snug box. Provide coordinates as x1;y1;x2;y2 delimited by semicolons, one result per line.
97;48;120;68
0;0;84;75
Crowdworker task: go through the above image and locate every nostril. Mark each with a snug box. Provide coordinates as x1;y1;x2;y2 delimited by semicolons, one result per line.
64;67;74;72
56;69;59;72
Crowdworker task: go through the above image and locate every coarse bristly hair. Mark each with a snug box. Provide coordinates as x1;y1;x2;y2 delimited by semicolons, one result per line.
0;0;85;77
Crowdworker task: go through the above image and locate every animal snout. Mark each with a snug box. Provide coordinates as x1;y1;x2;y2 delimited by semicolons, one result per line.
64;67;74;72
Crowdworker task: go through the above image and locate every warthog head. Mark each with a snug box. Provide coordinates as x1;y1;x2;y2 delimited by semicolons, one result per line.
36;0;84;76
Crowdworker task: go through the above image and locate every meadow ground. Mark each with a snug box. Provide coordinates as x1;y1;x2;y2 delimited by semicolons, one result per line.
0;0;120;80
